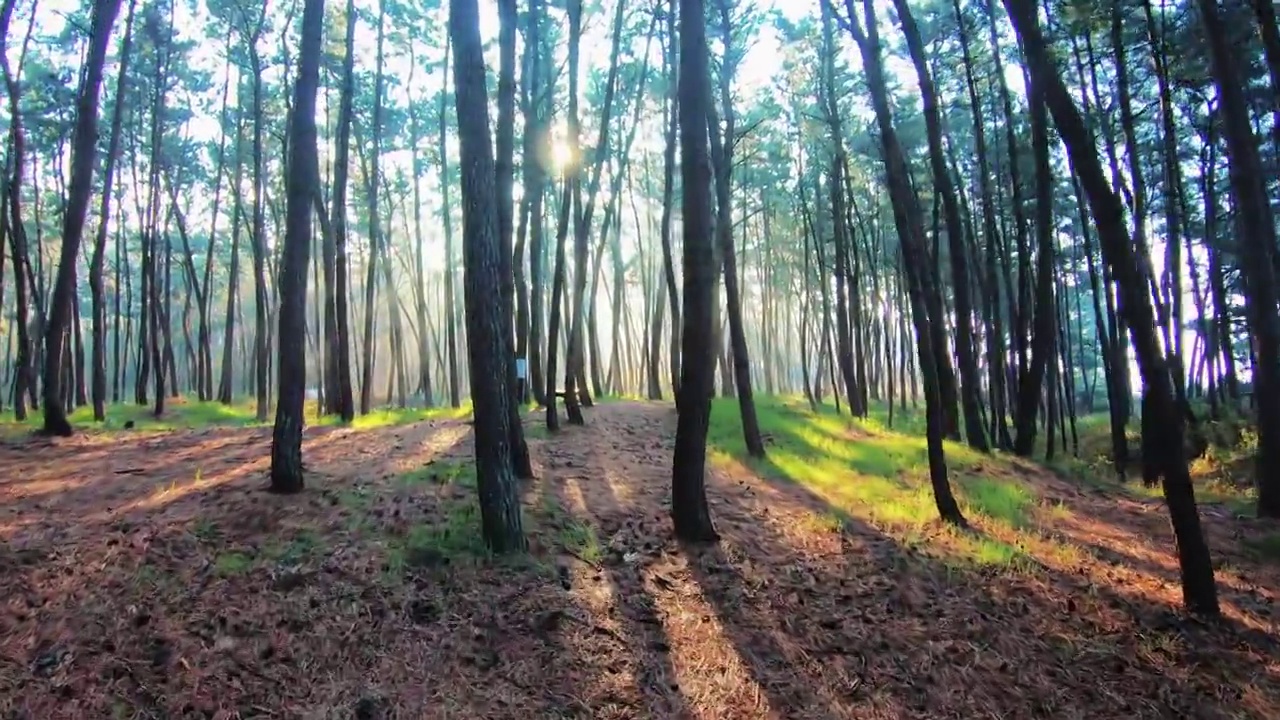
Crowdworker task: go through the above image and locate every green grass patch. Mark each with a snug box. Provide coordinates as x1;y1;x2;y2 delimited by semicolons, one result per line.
385;500;490;577
191;517;220;543
558;518;603;563
398;460;477;489
329;403;472;430
0;399;261;432
965;477;1036;528
0;397;473;435
214;551;254;576
706;396;1053;569
263;529;323;566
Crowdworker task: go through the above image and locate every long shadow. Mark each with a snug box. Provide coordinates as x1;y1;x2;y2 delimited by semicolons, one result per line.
537;408;694;718
687;404;1280;718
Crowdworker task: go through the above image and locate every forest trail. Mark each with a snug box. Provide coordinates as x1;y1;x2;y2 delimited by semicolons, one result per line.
2;401;1279;718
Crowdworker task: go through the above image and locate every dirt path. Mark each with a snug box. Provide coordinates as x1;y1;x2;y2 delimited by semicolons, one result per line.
1;401;1277;718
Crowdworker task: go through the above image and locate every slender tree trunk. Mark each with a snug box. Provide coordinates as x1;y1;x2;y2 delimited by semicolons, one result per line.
86;0;135;421
1012;78;1057;457
838;0;967;527
438;35;461;409
1004;0;1218;616
449;0;526;552
326;0;356;421
270;0;322;493
2;0;35;421
42;0;122;435
896;0;988;451
707;94;764;457
1197;0;1280;517
671;0;718;544
659;0;681;400
496;0;532;477
358;2;387;416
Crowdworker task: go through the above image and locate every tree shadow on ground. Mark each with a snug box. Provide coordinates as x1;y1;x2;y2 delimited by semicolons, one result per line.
684;399;1280;719
533;411;694;718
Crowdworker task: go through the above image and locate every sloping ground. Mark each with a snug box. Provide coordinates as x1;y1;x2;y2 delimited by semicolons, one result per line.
1;399;1278;718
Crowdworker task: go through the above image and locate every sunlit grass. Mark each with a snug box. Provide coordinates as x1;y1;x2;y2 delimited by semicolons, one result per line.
0;396;473;434
706;396;1077;570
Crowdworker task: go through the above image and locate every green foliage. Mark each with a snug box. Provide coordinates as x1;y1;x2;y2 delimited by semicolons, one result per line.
264;530;323;566
1243;533;1280;563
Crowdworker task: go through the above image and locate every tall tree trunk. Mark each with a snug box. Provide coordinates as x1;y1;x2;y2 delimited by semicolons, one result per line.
706;18;763;458
659;0;681;401
522;0;548;407
496;0;531;477
2;0;35;421
1012;80;1056;456
895;0;988;451
358;1;387;416
42;0;122;435
270;0;322;493
218;133;245;405
327;0;356;421
953;0;1011;448
86;0;135;421
671;0;718;544
246;11;270;422
439;34;461;409
449;0;526;553
838;0;967;527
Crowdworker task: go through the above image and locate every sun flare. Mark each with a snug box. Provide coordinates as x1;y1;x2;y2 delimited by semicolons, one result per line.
550;138;575;172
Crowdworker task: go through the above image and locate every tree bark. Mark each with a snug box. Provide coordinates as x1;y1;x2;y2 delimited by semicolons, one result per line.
41;0;123;436
270;0;323;493
895;0;988;451
449;0;526;553
671;0;719;544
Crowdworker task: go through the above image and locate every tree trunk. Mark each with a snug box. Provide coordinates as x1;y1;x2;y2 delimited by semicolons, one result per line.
1012;78;1056;457
496;0;532;477
671;0;719;544
839;0;967;527
449;0;526;553
895;0;988;451
2;0;35;421
358;2;387;416
659;0;681;400
270;0;322;493
327;0;356;421
245;13;270;422
1004;0;1218;616
707;41;764;458
1197;0;1280;518
42;0;122;436
86;0;135;421
439;35;461;409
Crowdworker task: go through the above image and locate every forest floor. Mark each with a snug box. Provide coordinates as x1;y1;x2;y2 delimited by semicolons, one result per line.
2;397;1279;719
